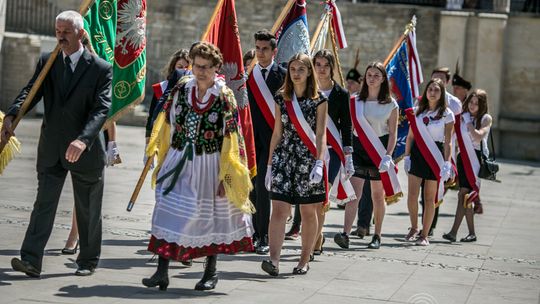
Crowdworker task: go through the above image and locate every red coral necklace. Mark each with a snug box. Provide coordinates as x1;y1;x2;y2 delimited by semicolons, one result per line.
191;88;215;114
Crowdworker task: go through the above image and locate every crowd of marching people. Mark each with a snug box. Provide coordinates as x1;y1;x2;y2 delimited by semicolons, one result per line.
136;29;493;289
1;10;493;293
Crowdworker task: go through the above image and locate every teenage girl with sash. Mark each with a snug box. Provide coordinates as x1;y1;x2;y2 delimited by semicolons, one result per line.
404;78;455;246
312;50;354;255
335;61;401;250
262;53;328;276
443;89;492;243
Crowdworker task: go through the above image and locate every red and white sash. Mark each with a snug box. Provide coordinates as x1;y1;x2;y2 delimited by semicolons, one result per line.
152;80;168;100
285;94;329;206
405;108;445;206
247;67;275;129
326;116;356;204
454;114;480;207
350;97;403;204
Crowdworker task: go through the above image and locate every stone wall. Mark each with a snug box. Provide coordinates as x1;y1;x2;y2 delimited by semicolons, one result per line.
0;33;42;111
499;15;540;160
437;11;540;161
144;1;440;89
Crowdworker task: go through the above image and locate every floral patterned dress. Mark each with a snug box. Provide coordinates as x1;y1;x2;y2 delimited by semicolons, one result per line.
148;77;253;261
269;93;327;205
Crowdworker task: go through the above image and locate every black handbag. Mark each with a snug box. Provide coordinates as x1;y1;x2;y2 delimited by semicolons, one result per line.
478;132;499;181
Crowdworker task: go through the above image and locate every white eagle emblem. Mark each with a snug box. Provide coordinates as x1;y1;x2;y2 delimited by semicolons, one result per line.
221;62;248;109
116;0;146;55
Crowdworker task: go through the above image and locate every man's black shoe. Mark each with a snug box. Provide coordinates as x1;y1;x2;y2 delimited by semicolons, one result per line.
11;258;40;278
75;266;95;276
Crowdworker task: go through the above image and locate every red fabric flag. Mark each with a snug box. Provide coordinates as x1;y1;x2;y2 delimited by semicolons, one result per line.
203;0;257;177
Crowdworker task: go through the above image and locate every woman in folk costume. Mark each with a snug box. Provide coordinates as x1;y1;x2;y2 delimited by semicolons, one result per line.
404;78;455;246
443;89;492;243
335;61;401;250
262;53;328;276
142;42;255;291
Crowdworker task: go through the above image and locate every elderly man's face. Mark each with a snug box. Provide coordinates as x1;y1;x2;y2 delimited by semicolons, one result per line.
55;20;82;55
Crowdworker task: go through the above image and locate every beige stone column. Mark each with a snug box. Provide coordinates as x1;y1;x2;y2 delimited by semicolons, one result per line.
472;13;507;130
437;11;473;71
0;0;6;110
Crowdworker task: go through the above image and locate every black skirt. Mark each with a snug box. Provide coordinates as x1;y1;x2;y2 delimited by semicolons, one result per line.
457;150;482;189
409;141;444;181
352;134;389;181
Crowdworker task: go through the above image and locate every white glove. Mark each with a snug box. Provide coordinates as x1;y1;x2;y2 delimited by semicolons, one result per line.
378;154;394;173
462;112;472;124
106;141;120;167
404;156;411;173
440;161;453;181
264;165;272;191
344;154;354;180
309;160;324;184
143;151;155;170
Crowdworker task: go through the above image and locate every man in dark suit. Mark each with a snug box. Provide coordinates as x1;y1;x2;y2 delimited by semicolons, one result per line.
246;30;286;254
0;10;112;277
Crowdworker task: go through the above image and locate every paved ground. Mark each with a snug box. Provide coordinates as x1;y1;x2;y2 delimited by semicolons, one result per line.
0;118;539;304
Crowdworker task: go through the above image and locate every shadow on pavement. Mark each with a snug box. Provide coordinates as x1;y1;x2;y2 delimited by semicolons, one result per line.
55;284;227;299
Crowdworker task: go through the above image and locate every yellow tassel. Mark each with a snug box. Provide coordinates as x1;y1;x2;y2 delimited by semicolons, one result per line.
148;111;171;189
219;132;256;214
385;191;403;205
0;111;21;175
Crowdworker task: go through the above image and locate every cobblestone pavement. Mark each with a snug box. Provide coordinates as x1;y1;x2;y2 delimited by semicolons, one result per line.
1;119;539;304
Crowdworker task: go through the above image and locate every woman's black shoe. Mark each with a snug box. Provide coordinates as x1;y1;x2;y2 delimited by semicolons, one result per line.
442;233;456;242
367;235;380;249
460;234;477;242
195;255;218;290
261;260;279;276
142;256;169;291
292;264;309;275
61;240;79;255
142;273;169;291
313;235;325;255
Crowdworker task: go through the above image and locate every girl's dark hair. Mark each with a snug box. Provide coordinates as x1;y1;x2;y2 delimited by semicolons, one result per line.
162;48;190;79
358;61;391;104
243;49;256;67
312;49;335;79
463;89;489;129
416;78;447;117
280;53;319;101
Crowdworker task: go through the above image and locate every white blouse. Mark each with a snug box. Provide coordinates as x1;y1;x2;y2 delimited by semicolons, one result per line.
469;114;491;155
415;107;455;143
355;99;398;137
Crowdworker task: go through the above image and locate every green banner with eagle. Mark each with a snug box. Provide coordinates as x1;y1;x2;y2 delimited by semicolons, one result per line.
83;0;146;125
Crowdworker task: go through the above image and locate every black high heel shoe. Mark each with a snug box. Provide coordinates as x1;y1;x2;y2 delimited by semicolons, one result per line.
292;264;309;275
313;235;326;255
61;240;79;255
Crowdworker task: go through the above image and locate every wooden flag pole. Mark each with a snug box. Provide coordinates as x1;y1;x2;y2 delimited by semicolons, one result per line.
200;0;225;41
310;12;330;51
328;14;345;87
0;0;96;155
127;153;154;211
382;16;416;67
246;0;296;74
